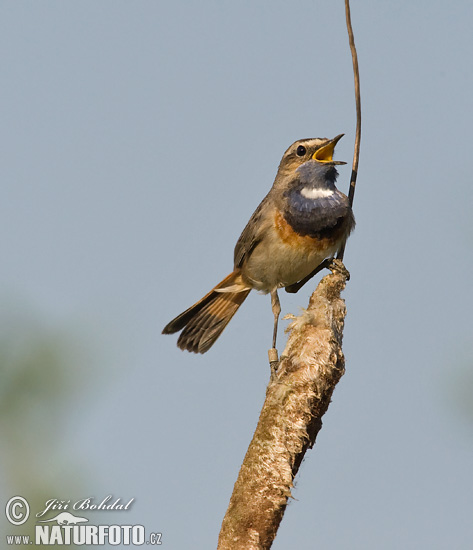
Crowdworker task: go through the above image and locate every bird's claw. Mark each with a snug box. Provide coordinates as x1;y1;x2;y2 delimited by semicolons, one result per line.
327;258;350;280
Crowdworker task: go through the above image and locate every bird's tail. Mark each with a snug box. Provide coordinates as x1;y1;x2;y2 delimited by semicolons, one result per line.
162;271;251;353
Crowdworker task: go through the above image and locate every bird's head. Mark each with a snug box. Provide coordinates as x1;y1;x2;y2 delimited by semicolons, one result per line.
272;134;346;193
274;134;346;183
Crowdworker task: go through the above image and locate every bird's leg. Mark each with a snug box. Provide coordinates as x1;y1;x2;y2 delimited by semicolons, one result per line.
285;258;351;295
271;289;281;349
268;289;281;377
284;259;331;294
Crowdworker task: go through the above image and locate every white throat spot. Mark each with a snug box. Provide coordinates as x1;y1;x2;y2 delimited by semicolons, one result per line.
300;187;334;199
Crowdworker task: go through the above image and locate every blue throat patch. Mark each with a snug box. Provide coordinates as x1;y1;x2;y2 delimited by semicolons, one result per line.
297;162;338;186
283;162;350;238
287;190;342;213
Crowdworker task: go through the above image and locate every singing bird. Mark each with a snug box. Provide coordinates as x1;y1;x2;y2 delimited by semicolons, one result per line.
163;135;355;353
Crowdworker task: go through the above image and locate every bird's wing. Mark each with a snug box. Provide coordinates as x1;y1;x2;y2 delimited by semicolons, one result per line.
233;194;272;269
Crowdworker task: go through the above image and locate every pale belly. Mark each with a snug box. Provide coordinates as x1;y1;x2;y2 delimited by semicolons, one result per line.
241;233;341;292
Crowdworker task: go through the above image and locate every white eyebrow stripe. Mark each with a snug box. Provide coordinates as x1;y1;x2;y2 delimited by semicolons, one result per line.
300;187;334;199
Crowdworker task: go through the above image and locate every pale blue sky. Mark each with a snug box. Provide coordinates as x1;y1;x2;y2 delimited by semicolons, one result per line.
1;2;472;549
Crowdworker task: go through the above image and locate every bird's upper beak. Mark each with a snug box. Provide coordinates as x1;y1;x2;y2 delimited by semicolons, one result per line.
312;134;346;165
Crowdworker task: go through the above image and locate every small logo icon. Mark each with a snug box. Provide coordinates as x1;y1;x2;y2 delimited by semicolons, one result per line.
37;511;89;525
5;496;30;526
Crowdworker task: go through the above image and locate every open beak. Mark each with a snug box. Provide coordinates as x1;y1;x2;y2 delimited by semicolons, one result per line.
312;134;346;165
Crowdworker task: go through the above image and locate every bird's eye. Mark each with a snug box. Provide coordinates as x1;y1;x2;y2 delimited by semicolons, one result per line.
296;145;307;157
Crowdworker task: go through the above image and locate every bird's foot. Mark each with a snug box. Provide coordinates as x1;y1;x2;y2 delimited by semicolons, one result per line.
327;258;350;280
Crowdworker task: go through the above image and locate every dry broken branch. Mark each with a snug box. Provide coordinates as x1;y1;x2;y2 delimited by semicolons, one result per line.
218;265;349;550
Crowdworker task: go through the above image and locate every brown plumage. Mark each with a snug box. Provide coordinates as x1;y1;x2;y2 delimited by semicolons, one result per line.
162;272;250;353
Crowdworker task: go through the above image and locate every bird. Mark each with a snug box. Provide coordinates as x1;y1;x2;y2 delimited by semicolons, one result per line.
163;134;355;354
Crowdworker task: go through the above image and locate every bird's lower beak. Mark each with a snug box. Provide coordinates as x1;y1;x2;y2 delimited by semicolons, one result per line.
312;134;346;164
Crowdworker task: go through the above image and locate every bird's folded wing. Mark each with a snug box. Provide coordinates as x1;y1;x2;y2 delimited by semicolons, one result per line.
233;194;273;269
